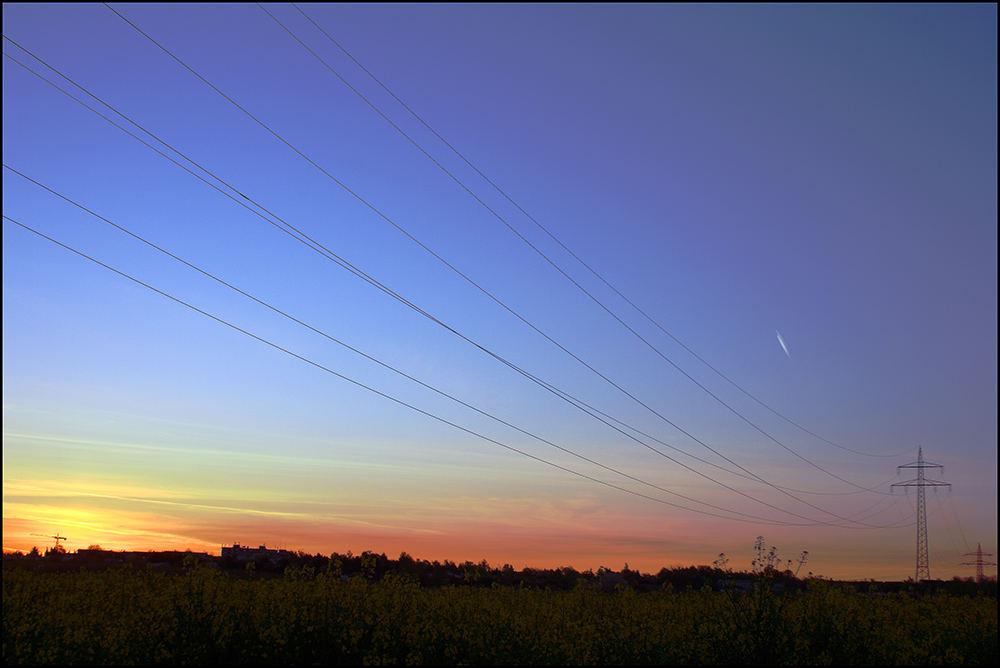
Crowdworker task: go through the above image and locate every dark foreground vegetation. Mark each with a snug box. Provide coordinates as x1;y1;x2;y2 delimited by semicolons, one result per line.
4;559;996;665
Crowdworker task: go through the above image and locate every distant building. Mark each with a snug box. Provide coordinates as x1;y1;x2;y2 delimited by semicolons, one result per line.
221;543;296;563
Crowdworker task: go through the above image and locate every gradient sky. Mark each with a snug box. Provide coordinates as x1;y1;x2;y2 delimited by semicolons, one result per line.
3;3;996;581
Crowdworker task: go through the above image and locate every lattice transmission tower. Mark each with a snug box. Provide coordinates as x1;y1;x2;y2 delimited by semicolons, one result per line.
960;544;996;583
891;447;950;581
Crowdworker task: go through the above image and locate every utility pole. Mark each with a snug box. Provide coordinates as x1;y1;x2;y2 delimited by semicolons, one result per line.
960;544;996;584
892;447;950;581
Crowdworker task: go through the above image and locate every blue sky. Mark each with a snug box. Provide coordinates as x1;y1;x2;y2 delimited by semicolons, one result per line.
3;3;996;579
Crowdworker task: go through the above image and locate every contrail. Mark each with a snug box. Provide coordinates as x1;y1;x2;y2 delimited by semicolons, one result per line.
776;330;791;358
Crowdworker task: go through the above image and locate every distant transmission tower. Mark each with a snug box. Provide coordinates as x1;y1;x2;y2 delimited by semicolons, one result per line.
960;544;996;583
892;447;950;581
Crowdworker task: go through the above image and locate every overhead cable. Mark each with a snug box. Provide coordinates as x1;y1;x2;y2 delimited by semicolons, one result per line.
3;165;883;526
250;2;902;488
6;162;907;529
6;214;906;529
288;1;910;461
2;35;894;529
99;4;893;501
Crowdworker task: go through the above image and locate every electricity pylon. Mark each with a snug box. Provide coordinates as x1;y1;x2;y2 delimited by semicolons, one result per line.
960;544;996;583
891;447;950;581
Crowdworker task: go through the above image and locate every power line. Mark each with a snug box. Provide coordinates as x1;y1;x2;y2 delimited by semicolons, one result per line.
0;46;827;514
3;168;867;527
8;17;894;516
99;4;892;502
2;35;895;527
4;213;894;528
0;45;789;499
249;1;901;489
5;163;912;531
288;2;909;462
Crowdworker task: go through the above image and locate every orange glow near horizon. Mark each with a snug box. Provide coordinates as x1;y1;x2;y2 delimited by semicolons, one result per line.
1;428;987;582
2;485;939;581
2;1;996;595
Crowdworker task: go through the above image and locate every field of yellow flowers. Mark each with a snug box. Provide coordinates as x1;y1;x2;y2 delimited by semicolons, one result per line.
4;565;996;665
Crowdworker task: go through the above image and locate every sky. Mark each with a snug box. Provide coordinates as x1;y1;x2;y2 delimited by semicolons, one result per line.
2;3;996;581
